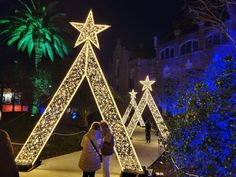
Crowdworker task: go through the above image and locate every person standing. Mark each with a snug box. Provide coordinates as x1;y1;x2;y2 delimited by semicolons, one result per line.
100;120;114;177
145;119;151;143
0;129;19;177
79;122;103;177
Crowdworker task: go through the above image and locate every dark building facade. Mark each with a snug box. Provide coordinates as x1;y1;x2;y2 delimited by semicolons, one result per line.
112;15;236;115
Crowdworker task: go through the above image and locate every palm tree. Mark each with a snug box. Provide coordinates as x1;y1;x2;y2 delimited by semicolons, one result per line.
0;0;68;115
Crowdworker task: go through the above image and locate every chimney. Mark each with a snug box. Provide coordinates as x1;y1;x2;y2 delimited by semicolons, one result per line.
153;35;158;49
153;35;158;58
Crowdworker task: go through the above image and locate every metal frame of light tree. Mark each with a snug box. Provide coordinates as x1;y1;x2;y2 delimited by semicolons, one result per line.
122;89;145;127
15;10;143;172
127;76;169;139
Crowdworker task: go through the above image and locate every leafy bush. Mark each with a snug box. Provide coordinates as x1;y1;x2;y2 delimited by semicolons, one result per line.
167;56;236;176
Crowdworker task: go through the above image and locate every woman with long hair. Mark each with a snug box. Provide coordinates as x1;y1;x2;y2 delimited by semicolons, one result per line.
100;120;114;177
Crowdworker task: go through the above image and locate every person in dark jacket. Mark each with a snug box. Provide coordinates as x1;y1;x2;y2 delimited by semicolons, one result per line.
0;129;19;177
100;120;114;177
145;120;151;143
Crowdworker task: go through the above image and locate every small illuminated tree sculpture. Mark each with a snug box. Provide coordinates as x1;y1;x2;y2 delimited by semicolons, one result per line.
15;10;142;172
127;76;169;139
122;89;145;127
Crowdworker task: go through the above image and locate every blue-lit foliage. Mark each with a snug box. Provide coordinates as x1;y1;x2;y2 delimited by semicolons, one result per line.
203;44;236;91
162;4;236;176
167;55;236;176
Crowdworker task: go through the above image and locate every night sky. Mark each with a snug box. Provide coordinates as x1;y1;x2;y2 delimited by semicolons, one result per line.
58;0;185;54
0;0;186;67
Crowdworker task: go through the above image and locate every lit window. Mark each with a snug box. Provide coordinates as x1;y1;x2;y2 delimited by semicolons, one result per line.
161;52;164;60
205;33;228;48
2;88;13;104
160;47;175;59
14;92;22;104
193;41;199;51
180;40;199;55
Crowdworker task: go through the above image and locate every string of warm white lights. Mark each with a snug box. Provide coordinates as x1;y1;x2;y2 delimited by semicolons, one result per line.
122;89;145;127
127;76;169;139
16;10;142;172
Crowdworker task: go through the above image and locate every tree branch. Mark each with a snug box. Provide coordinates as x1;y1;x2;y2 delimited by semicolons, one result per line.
188;0;236;47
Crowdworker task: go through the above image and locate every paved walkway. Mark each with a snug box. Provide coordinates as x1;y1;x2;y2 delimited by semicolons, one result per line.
20;127;164;177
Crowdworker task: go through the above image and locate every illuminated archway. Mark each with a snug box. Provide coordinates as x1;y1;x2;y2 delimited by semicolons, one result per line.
122;89;145;127
16;10;142;172
127;76;169;139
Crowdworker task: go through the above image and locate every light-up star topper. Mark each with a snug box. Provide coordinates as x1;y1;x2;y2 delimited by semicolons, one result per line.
140;75;155;91
129;89;137;99
122;89;145;127
127;75;169;139
70;10;109;49
15;10;142;172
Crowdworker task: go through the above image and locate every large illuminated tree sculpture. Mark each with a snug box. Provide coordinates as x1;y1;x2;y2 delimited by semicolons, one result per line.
127;76;169;139
15;10;142;172
122;89;145;127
